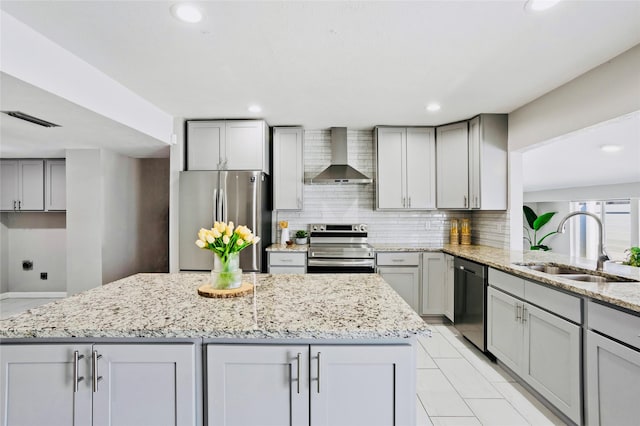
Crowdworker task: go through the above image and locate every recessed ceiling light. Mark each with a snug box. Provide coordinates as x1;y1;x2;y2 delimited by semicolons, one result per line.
600;144;623;153
170;3;203;23
426;103;441;112
248;105;262;113
524;0;562;12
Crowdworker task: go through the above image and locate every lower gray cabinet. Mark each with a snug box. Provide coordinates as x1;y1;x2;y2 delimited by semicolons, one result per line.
206;344;415;426
377;252;421;312
487;286;581;424
421;252;445;315
586;301;640;426
0;343;197;426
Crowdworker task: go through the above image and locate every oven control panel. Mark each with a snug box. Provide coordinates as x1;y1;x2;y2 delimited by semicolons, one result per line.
310;224;367;233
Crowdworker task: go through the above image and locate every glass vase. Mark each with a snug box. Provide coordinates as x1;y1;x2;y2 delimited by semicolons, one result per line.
211;252;243;289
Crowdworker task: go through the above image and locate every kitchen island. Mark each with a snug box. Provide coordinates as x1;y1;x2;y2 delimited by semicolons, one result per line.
0;273;428;426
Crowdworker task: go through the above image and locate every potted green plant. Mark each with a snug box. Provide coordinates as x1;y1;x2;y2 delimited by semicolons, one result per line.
523;205;558;251
295;230;308;245
624;246;640;267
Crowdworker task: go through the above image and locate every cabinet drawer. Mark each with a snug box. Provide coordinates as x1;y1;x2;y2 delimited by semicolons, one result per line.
489;268;525;298
588;301;640;350
377;252;420;266
524;280;581;324
269;266;306;274
269;252;306;266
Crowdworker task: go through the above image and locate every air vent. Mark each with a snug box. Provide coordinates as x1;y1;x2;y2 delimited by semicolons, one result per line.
1;111;61;128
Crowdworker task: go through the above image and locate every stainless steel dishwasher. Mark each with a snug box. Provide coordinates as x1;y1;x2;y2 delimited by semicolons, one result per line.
453;257;488;353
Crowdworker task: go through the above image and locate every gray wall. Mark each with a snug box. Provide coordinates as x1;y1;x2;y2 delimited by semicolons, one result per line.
66;149;103;295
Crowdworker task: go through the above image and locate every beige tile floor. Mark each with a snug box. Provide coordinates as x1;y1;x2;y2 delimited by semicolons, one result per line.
2;299;567;425
417;324;566;425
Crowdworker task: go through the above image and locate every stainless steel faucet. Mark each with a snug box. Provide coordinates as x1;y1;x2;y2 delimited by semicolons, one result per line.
556;211;609;271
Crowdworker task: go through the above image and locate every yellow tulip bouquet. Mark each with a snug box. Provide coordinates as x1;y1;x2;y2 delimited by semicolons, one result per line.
195;221;260;289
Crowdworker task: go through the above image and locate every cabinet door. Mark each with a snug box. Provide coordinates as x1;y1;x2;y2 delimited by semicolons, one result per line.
421;252;444;315
443;254;455;322
92;344;197;426
18;159;44;210
46;159;66;211
273;127;304;210
0;344;93;426
376;127;406;209
406;128;435;209
378;266;420;312
0;160;18;210
187;121;225;170
310;345;414;426
468;116;481;209
436;122;469;209
586;330;640;426
225;121;265;171
486;287;522;373
207;344;309;426
522;303;581;424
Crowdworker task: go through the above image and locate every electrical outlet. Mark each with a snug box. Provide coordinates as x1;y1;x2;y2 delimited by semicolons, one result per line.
40;272;48;280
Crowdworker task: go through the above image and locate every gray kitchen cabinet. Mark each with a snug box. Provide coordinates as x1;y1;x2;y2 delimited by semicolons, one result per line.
206;343;414;426
436;122;468;209
268;251;307;274
487;282;581;424
377;252;421;312
45;159;66;211
0;343;197;426
421;252;445;315
468;114;508;210
443;254;455;322
187;120;269;173
375;127;435;210
273;127;304;210
586;301;640;426
0;159;44;211
436;114;507;210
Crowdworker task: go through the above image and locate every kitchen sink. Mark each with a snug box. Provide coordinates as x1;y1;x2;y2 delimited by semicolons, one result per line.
514;262;639;284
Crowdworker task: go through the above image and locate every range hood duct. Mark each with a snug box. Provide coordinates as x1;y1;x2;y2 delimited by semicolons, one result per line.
307;127;372;184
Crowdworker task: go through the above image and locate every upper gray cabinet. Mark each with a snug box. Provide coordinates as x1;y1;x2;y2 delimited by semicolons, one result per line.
273;127;304;210
375;127;436;210
436;114;507;210
45;159;66;211
186;120;270;173
0;159;44;211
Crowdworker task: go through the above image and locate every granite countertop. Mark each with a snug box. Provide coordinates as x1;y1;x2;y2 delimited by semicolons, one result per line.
373;244;442;252
0;273;429;340
442;244;640;313
265;244;308;252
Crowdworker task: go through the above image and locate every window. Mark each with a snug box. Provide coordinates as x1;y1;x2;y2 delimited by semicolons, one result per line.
569;199;633;261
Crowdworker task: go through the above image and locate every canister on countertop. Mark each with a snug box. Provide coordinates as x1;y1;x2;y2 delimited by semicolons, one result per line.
461;218;471;245
450;219;459;245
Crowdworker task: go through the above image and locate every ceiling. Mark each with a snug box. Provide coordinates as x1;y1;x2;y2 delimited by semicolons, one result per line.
0;1;639;167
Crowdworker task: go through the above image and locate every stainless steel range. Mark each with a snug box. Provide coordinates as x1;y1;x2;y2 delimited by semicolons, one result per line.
307;224;375;273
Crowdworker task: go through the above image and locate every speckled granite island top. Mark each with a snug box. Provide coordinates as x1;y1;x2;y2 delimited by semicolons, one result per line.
0;273;429;340
443;244;640;313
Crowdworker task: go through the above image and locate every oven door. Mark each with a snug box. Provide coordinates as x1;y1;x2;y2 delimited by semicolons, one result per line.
307;258;375;274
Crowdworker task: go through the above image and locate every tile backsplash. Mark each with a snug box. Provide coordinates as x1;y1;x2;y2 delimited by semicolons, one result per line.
273;129;509;249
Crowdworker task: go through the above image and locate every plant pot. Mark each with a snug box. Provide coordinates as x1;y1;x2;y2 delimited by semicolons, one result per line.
295;237;308;245
211;252;242;289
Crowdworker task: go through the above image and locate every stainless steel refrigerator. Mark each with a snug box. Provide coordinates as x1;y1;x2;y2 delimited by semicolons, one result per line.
179;171;271;272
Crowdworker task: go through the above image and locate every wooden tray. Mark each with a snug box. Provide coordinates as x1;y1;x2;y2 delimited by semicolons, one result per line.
197;282;254;298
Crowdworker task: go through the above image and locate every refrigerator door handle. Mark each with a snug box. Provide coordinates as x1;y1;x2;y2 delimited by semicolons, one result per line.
213;189;219;222
220;188;227;223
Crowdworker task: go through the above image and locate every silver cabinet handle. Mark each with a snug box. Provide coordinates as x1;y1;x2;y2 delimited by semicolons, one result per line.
475;196;479;208
402;197;405;208
92;350;103;392
514;304;519;321
391;259;405;263
73;351;85;393
280;258;293;262
297;197;302;209
464;196;468;208
408;197;412;208
522;306;528;323
13;200;16;210
316;352;322;393
18;200;21;210
296;353;301;394
516;304;521;321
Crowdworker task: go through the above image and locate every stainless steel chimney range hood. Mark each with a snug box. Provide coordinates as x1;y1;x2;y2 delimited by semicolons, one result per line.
307;127;372;184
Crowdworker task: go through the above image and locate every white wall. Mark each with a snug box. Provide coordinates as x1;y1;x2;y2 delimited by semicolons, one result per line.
3;213;66;293
101;150;142;284
524;182;640;203
66;149;103;295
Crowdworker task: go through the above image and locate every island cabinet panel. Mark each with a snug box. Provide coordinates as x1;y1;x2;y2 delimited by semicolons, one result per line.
487;284;581;424
206;344;414;426
0;343;197;426
0;344;93;426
